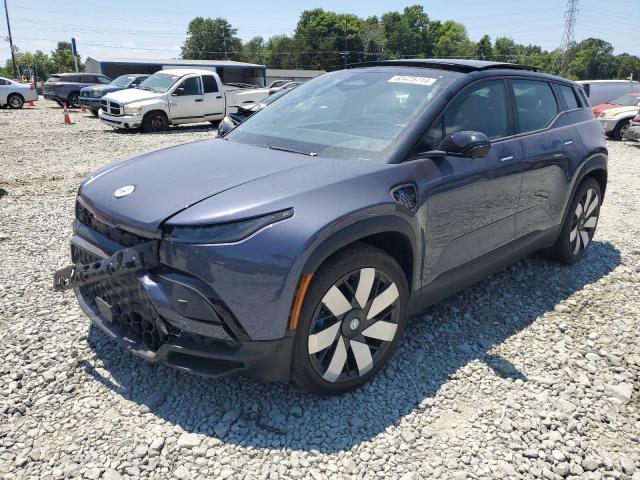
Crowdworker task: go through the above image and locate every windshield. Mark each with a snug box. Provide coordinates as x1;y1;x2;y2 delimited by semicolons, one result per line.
610;94;640;106
138;72;181;93
226;69;458;163
261;88;292;106
111;75;136;87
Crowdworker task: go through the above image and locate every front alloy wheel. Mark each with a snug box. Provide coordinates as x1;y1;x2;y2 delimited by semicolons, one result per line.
293;244;408;395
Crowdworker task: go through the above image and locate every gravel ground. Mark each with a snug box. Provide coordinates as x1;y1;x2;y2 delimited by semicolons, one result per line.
1;101;639;480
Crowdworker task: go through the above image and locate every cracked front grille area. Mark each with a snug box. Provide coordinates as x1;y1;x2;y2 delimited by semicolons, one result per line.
72;246;177;350
76;201;149;248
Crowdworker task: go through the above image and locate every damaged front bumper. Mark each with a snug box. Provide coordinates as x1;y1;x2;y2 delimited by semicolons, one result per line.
53;236;293;383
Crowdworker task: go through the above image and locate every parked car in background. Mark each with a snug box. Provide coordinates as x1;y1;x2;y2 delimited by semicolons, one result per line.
80;74;149;116
577;80;640;106
43;73;112;108
597;103;640;140
218;86;296;136
0;76;38;109
623;111;640;141
99;69;270;132
269;81;302;94
591;92;640;117
54;59;607;394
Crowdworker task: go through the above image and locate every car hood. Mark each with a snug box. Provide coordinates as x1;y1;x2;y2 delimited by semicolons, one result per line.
78;139;320;234
81;85;122;95
102;88;161;104
592;103;616;115
600;105;639;117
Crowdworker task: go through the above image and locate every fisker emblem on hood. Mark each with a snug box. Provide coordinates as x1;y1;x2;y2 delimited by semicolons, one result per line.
114;185;135;198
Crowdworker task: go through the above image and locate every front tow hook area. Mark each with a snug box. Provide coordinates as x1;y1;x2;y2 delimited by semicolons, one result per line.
52;240;160;292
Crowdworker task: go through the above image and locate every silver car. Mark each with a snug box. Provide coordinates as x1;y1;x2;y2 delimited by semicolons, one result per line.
0;76;38;109
623;111;640;141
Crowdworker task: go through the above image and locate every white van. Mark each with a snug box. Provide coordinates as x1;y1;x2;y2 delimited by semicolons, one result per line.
577;80;640;106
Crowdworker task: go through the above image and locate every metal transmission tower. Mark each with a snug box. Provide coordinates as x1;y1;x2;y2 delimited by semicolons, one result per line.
557;0;579;76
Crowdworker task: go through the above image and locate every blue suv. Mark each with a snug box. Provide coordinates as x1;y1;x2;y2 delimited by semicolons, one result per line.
53;60;607;395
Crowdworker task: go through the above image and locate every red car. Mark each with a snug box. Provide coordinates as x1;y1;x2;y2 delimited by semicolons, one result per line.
592;92;640;116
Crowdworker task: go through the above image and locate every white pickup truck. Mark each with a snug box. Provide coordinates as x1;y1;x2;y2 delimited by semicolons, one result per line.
98;69;270;132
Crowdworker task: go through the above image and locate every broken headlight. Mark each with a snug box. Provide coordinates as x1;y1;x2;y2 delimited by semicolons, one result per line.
164;208;293;244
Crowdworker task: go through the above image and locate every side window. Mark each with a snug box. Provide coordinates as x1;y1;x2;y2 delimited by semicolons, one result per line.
558;84;580;110
81;75;96;83
176;77;202;96
444;80;509;140
511;80;558;133
132;76;146;86
0;79;9;85
202;75;218;93
98;76;111;84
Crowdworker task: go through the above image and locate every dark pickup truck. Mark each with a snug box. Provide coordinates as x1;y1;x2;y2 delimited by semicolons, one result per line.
43;73;112;108
79;74;149;115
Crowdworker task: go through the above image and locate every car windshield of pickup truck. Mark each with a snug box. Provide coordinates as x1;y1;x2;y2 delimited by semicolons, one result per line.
138;72;181;93
225;68;459;163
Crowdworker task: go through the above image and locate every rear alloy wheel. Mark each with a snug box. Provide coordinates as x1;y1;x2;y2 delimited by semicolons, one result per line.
548;178;601;264
142;112;168;133
7;94;24;109
293;244;408;395
68;93;80;109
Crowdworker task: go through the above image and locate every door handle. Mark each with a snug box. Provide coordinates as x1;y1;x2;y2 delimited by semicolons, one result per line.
564;140;573;145
194;98;203;102
215;95;222;99
500;155;514;162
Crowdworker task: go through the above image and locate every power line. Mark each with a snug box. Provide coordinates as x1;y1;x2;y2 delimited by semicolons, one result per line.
557;0;579;75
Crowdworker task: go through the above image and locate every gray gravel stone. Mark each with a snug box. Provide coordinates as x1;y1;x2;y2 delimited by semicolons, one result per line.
1;105;639;480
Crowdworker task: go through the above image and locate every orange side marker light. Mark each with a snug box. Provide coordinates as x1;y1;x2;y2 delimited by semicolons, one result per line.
289;273;313;330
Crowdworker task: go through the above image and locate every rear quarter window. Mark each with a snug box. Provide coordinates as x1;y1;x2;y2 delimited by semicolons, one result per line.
511;79;558;133
557;84;580;110
202;75;218;93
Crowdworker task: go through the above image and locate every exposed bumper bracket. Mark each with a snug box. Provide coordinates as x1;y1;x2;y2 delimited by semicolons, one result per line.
53;240;160;291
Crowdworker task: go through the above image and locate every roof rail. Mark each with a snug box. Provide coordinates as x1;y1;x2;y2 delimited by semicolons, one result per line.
348;59;539;73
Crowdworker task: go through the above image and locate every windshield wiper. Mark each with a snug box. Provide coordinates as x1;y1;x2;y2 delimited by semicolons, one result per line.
263;145;317;157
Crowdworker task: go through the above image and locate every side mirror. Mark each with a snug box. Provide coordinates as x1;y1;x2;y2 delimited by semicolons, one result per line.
439;131;491;158
172;87;185;96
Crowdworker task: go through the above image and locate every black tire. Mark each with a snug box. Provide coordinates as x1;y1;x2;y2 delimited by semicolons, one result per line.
67;92;80;109
547;177;601;264
611;119;630;140
292;243;409;395
142;111;169;133
7;93;24;109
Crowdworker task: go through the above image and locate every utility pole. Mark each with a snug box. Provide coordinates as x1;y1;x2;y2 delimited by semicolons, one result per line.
222;25;228;60
3;0;18;78
557;0;579;76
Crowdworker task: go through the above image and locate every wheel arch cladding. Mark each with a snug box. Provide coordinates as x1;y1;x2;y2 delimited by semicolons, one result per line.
585;168;607;200
300;216;418;294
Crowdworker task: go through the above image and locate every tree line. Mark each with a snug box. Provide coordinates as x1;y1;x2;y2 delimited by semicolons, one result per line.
2;5;639;81
182;6;640;81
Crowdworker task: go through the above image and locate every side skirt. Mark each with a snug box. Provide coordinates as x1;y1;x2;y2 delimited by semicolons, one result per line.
410;225;561;315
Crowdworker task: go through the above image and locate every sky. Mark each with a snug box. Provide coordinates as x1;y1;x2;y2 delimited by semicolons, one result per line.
1;0;639;65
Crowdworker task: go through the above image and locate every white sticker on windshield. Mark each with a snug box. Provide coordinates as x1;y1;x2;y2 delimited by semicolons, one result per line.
388;75;437;86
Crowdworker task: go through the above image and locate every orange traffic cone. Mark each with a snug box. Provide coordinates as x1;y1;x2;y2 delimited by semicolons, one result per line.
63;103;72;125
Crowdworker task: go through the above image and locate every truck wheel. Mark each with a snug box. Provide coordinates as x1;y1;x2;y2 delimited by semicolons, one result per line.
68;93;80;109
7;94;24;109
612;119;630;140
142;112;169;133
